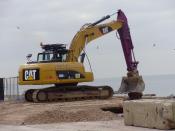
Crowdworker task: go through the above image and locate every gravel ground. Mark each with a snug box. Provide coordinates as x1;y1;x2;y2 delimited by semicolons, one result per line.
0;97;163;130
0;120;160;131
0;97;123;125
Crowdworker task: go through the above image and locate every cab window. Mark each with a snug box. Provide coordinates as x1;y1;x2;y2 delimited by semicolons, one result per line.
37;53;51;62
37;53;66;62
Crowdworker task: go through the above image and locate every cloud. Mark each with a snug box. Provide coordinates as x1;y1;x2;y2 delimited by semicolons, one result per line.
0;0;175;77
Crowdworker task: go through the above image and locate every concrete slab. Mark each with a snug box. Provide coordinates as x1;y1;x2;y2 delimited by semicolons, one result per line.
123;99;175;130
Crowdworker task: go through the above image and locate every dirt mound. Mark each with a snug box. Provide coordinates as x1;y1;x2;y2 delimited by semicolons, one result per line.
24;107;118;124
0;97;123;125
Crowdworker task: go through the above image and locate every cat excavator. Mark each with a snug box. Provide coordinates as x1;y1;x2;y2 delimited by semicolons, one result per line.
18;9;145;102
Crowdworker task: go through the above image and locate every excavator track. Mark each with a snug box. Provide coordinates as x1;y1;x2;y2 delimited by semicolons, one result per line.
24;85;113;102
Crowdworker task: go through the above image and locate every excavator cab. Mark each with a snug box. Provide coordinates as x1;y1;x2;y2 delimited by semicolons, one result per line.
26;44;69;64
37;44;68;63
37;52;66;62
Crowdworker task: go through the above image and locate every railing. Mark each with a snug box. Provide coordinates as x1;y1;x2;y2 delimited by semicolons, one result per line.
3;77;20;101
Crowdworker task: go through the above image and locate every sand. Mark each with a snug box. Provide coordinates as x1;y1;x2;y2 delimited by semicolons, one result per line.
0;97;123;125
0;97;162;130
0;120;160;131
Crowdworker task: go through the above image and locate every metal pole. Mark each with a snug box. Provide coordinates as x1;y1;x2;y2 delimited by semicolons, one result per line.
9;78;11;100
16;77;20;100
5;78;8;99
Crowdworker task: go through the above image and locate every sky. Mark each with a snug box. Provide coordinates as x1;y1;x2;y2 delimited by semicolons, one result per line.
0;0;175;78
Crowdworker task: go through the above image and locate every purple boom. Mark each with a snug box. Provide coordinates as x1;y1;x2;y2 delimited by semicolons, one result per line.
117;9;138;72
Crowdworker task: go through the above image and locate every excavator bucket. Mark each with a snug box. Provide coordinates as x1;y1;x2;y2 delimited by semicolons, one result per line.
117;75;145;99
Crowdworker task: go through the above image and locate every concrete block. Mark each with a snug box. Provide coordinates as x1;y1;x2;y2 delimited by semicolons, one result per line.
123;99;175;130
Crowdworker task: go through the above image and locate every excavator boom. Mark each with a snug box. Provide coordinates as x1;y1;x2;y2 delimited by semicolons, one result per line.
66;17;123;62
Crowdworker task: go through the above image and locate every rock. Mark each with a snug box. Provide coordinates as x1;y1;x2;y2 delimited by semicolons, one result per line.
123;99;175;130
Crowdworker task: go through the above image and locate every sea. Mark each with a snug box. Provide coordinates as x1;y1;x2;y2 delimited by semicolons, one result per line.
81;74;175;97
11;74;175;97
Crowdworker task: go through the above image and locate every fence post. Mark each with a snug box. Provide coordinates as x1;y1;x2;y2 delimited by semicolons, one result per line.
0;78;4;101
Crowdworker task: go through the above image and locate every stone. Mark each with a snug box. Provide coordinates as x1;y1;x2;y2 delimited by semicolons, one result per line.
123;99;175;130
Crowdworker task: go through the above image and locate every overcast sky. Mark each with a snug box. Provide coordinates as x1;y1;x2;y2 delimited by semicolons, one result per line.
0;0;175;78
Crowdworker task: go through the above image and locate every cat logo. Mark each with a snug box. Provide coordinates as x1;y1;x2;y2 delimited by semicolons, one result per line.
23;69;39;81
99;26;112;34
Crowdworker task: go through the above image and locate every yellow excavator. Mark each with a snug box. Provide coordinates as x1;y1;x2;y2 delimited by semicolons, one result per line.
18;10;145;102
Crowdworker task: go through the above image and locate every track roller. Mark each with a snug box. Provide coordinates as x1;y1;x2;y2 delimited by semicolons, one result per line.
32;90;48;102
24;85;114;103
25;89;35;102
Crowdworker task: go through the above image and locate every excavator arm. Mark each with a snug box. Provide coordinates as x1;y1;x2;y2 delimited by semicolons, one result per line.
67;10;145;99
117;10;138;72
116;10;145;98
66;16;123;62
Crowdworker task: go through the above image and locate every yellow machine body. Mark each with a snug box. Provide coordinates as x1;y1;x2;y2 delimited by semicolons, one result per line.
18;20;123;86
18;62;93;85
